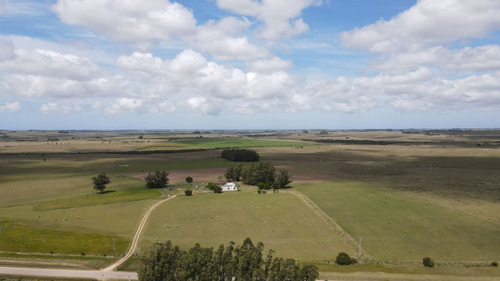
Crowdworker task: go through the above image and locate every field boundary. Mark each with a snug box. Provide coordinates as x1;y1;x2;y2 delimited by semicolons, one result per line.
285;189;368;260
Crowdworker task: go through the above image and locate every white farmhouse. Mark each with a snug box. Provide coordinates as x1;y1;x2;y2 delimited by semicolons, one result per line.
220;182;238;191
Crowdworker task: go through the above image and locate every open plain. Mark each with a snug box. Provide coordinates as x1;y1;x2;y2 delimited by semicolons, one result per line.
0;129;499;280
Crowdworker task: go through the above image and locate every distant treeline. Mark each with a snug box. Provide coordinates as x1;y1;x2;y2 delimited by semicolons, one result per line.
221;149;259;162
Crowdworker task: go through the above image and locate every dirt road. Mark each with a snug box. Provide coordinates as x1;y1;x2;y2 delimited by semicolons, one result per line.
0;195;178;280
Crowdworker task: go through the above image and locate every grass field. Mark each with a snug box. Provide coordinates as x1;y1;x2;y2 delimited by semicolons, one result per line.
295;182;500;262
0;220;128;256
1;130;500;279
139;188;355;261
172;137;313;149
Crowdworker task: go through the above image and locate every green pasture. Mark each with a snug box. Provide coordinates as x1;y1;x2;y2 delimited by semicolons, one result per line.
172;138;313;149
139;189;354;261
0;199;158;238
0;220;128;256
295;182;500;262
0;152;227;207
34;188;162;211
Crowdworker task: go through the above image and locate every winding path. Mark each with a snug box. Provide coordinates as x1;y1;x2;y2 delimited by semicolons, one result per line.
102;194;178;271
0;195;177;280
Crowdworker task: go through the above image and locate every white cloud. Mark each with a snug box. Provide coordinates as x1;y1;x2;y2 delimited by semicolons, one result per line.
53;1;268;61
247;57;293;73
192;17;270;60
39;102;82;114
216;0;321;41
0;43;134;99
105;98;143;115
0;101;20;112
2;49;104;80
375;45;500;72
53;0;197;48
0;40;15;61
187;96;220;115
341;0;500;54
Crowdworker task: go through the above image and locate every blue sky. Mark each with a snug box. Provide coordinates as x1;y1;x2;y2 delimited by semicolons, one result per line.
1;0;500;130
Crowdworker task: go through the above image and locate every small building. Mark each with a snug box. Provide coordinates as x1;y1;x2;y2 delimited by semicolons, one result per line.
220;182;238;191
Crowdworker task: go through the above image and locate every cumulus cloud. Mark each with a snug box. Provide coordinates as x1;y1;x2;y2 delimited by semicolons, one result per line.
1;49;104;80
0;44;134;99
0;101;20;112
192;18;270;60
53;0;197;48
105;98;143;115
53;1;268;61
216;0;321;41
341;0;500;54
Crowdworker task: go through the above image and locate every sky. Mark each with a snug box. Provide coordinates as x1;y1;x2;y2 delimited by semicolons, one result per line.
1;0;500;130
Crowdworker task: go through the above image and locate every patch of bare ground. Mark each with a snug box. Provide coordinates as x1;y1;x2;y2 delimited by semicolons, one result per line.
128;168;227;183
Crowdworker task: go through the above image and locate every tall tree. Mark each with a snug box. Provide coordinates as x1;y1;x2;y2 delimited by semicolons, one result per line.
92;173;110;193
275;170;292;189
242;161;276;185
145;170;169;189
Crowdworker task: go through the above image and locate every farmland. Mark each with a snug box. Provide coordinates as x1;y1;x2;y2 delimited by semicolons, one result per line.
0;129;499;280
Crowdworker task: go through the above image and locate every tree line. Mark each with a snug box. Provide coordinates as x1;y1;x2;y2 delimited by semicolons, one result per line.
221;149;260;162
225;161;292;189
139;238;318;281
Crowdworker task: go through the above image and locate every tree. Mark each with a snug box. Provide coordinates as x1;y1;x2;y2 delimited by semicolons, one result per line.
207;182;222;193
335;252;357;265
145;170;169;189
275;170;292;189
185;176;193;183
139;239;318;281
221;149;259;162
242;161;276;185
423;257;435;267
225;164;242;182
92;173;110;193
184;189;193;196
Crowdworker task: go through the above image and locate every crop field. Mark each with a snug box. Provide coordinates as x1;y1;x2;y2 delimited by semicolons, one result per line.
0;130;499;279
295;182;500;262
139;188;354;261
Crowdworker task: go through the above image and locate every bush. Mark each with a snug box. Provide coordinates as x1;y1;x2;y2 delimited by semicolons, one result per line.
184;189;193;196
185;176;193;183
492;261;498;267
423;257;435;267
335;252;357;265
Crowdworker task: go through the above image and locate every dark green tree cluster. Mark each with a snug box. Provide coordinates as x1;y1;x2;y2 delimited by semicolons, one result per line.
224;164;243;182
92;173;110;193
138;238;318;281
207;182;222;193
145;170;169;189
423;257;435;267
335;252;357;265
221;149;260;162
236;161;292;189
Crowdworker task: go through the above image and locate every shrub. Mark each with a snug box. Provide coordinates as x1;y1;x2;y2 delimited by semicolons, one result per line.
335;252;357;265
184;189;193;196
423;257;435;267
185;176;193;183
492;261;498;267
